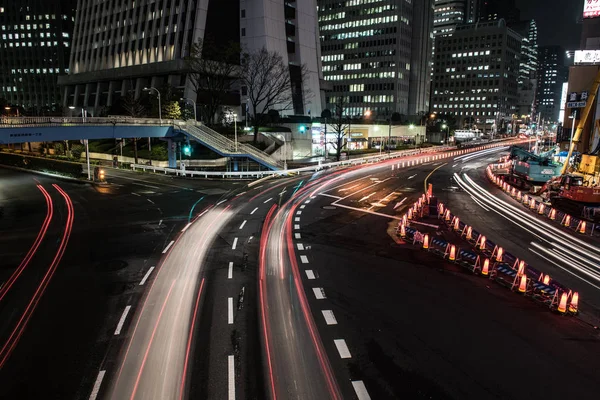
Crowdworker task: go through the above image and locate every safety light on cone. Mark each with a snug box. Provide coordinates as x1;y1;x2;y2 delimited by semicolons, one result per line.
423;234;429;249
557;293;568;313
569;292;579;313
449;244;456;261
402;214;407;225
400;223;406;238
563;214;571;227
538;203;545;215
518;274;527;293
517;191;522;201
523;194;529;204
543;274;551;285
438;203;445;216
408;208;413;220
444;209;451;222
517;260;525;276
529;198;536;210
510;188;516;197
453;217;460;231
478;235;486;250
465;226;472;240
482;258;490;276
578;221;586;234
549;208;556;220
495;247;503;262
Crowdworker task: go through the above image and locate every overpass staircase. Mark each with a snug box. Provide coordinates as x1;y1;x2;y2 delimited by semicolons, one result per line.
181;124;282;170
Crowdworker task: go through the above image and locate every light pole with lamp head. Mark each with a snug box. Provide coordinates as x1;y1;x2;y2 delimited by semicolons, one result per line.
569;110;577;157
68;104;90;180
180;97;197;123
233;112;238;151
442;124;450;145
143;87;161;124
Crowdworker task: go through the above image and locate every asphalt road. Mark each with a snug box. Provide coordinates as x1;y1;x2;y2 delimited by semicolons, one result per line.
292;147;600;399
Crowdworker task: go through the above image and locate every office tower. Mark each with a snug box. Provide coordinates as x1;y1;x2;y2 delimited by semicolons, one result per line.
0;0;77;114
537;45;568;123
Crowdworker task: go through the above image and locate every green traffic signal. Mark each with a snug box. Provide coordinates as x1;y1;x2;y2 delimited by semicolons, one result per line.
299;125;306;133
183;144;191;156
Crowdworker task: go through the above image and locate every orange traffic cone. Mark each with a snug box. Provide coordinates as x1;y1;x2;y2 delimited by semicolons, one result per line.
423;234;429;249
543;274;551;285
529;198;536;210
517;191;522;201
438;203;445;216
408;208;413;220
478;235;486;250
549;208;556;220
465;226;473;240
538;273;544;282
558;293;568;313
444;210;451;222
569;292;579;313
579;221;587;234
538;203;545;215
482;258;490;276
453;217;460;231
449;245;456;261
400;223;406;238
523;194;529;204
518;274;527;293
495;246;503;262
563;214;571;227
517;260;525;276
511;188;516;197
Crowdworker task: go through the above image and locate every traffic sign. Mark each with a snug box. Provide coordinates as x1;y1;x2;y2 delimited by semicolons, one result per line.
567;101;586;108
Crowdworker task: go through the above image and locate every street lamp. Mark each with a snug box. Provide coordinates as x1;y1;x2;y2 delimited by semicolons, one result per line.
143;87;161;124
180;97;197;123
442;124;450;145
233;112;238;151
569;111;577;157
279;134;287;170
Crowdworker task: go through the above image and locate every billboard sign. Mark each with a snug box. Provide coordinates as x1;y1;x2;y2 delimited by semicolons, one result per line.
584;0;600;19
574;50;600;64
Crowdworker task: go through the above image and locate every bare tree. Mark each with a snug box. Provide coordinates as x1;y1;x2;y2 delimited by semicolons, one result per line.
241;47;311;144
185;37;240;124
329;96;350;161
122;93;146;117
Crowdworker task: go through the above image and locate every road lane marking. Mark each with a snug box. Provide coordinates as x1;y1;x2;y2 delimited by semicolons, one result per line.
322;310;338;325
235;191;246;197
114;305;132;335
313;287;325;299
216;199;227;206
296;210;302;215
408;174;417;180
228;262;233;279
424;162;448;193
264;197;273;203
132;182;161;189
295;233;301;239
158;219;163;226
300;255;309;264
393;198;407;210
239;220;247;230
297;243;305;251
352;381;371;400
228;355;235;400
139;267;155;285
132;192;141;197
294;217;300;222
250;207;258;215
305;199;311;204
89;370;106;400
181;222;192;232
358;192;377;202
300;205;306;209
228;297;234;324
162;240;175;254
320;193;342;199
334;339;352;358
232;238;238;250
306;270;316;279
146;198;155;204
294;224;300;230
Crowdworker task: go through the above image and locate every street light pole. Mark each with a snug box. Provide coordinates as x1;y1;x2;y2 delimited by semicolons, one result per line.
144;87;161;124
180;97;197;123
233;113;238;151
569;110;577;157
84;139;91;180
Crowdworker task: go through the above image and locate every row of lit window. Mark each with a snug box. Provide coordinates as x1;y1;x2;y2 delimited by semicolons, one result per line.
325;71;397;80
10;68;61;74
3;41;68;48
329;95;395;103
3;32;68;39
1;24;53;31
434;88;499;95
452;50;491;58
345;0;390;7
321;15;398;32
448;97;489;101
350;84;364;92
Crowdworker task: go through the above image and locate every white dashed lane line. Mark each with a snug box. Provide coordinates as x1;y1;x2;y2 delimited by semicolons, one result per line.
294;224;300;230
162;240;175;254
295;233;301;239
250;207;258;215
300;255;309;264
294;217;300;222
312;287;326;299
228;262;233;279
89;370;106;400
114;306;132;335
139;266;155;285
297;243;304;251
228;297;234;324
232;238;238;250
300;205;306;209
239;220;247;230
305;270;316;279
322;310;338;325
264;197;273;204
351;381;372;400
334;339;352;359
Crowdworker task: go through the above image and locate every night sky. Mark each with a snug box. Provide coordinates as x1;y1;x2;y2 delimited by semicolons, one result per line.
516;0;582;49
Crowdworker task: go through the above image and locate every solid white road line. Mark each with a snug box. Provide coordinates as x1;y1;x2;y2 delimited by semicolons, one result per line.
320;193;342;199
334;339;352;358
294;224;300;230
264;197;273;203
228;355;235;400
322;310;338;325
89;370;106;400
239;220;247;230
228;297;234;324
300;205;306;209
295;233;301;239
139;266;155;285
408;174;418;179
181;222;192;232
162;240;175;254
228;262;233;279
250;207;258;215
300;255;309;264
114;305;132;335
351;381;372;400
358;192;377;202
235;191;246;197
295;217;300;222
297;243;305;251
232;238;238;250
313;287;326;299
305;270;316;279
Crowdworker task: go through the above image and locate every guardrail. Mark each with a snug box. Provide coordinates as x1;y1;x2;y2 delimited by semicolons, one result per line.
0;116;185;128
129;141;513;178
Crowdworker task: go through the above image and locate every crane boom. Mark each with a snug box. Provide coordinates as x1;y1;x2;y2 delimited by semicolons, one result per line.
560;67;600;175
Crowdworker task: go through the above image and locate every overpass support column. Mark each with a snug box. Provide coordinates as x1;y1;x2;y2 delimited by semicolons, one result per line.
107;81;116;107
167;139;177;168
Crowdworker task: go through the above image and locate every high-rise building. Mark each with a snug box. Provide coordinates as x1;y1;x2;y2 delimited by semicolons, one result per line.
431;19;522;124
479;0;520;24
510;20;538;119
536;45;567;123
0;0;77;114
318;0;433;118
434;0;467;37
58;0;322;117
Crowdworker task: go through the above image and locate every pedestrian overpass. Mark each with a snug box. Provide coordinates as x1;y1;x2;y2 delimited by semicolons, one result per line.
0;116;282;170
